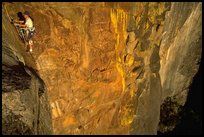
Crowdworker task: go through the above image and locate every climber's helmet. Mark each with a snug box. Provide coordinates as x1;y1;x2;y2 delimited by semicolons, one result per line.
23;11;30;18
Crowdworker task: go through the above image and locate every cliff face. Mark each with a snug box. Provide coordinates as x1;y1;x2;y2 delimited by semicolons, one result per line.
2;4;52;135
158;3;202;132
2;2;202;135
160;2;202;104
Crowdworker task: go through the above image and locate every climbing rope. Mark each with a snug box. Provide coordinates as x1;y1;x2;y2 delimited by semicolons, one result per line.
3;3;27;45
4;3;35;61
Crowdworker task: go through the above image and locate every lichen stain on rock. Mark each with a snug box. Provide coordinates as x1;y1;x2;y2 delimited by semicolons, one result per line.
110;8;128;92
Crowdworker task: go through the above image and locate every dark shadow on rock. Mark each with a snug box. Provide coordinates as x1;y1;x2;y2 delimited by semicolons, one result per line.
2;109;33;135
23;64;46;96
158;56;203;135
2;64;31;92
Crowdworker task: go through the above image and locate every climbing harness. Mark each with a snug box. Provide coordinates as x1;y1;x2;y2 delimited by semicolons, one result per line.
4;4;36;54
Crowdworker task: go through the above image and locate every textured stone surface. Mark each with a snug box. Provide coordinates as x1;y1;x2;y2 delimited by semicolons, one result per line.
160;2;202;103
2;2;202;135
2;4;53;135
158;2;202;132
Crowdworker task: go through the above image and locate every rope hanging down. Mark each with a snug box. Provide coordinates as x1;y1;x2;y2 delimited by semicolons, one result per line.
4;4;27;44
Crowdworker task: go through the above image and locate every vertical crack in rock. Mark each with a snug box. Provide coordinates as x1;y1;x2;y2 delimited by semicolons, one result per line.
2;3;53;135
2;2;202;135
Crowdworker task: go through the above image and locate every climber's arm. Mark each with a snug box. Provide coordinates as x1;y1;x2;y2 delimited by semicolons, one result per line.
14;20;24;24
14;23;27;28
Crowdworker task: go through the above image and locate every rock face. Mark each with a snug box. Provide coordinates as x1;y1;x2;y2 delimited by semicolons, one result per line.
2;2;202;135
2;4;52;135
160;2;202;104
158;3;202;132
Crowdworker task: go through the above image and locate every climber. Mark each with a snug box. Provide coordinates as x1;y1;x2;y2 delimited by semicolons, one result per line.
11;12;26;39
13;11;35;52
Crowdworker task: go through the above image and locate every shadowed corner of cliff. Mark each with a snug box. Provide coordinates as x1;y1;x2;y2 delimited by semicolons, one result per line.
158;57;203;135
2;2;202;135
2;4;53;135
